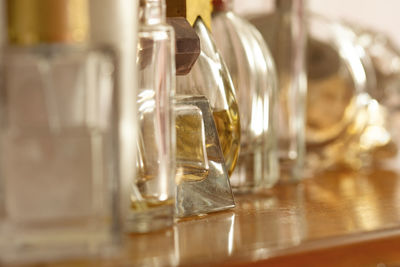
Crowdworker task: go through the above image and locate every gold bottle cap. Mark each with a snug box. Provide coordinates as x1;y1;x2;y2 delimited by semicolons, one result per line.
6;0;89;45
166;0;212;30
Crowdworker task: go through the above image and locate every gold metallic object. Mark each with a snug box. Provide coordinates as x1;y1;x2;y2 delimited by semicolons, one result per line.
166;0;212;30
6;0;89;45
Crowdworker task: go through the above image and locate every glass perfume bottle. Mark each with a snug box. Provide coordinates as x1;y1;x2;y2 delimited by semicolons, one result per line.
211;0;279;192
304;15;384;171
249;0;307;181
0;0;120;262
345;24;399;165
174;18;241;178
303;15;394;172
252;7;394;173
163;14;235;217
129;0;176;233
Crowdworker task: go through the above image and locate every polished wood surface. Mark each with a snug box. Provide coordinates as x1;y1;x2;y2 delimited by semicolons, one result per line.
20;167;400;266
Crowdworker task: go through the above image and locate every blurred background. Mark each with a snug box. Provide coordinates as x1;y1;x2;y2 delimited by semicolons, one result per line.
234;0;400;46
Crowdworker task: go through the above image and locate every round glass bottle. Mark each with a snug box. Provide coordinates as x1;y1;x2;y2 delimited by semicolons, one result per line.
212;0;279;192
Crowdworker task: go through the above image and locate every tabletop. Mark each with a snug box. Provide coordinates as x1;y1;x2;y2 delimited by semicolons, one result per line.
14;166;400;266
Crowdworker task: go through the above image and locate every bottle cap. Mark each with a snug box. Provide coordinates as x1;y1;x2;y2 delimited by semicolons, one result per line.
166;0;213;30
6;0;89;45
167;17;200;75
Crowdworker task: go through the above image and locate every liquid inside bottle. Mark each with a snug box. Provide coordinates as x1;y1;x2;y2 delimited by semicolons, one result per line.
212;0;279;191
175;104;210;183
131;0;176;232
176;17;240;177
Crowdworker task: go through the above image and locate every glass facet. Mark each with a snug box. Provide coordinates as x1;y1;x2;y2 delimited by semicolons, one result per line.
129;0;176;233
0;45;119;262
174;96;235;218
212;0;279;192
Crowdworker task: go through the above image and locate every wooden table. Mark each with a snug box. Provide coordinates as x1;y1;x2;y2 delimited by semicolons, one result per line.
19;167;400;266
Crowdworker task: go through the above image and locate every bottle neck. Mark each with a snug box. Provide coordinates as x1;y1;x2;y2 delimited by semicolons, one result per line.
275;0;297;13
212;0;233;12
139;0;166;25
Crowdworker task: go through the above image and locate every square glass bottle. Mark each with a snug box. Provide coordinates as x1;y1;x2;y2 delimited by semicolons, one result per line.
0;0;121;262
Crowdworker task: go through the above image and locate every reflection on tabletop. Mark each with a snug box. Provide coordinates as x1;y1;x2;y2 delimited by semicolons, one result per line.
41;167;400;266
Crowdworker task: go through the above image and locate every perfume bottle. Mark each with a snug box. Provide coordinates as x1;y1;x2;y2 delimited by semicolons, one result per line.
304;15;394;171
346;24;399;164
164;15;234;217
249;0;307;181
129;0;176;233
167;0;241;178
304;15;382;171
252;7;393;172
0;0;120;262
211;0;279;192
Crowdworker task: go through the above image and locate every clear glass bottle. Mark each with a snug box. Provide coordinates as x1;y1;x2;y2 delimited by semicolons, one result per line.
252;8;394;173
0;0;120;262
249;0;307;181
304;15;380;172
175;16;241;178
349;25;399;165
129;0;176;233
212;0;279;192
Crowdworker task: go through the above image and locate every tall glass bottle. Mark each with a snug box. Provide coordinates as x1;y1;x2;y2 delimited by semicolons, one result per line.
0;0;120;262
174;14;241;178
250;0;307;181
129;0;176;233
212;0;279;192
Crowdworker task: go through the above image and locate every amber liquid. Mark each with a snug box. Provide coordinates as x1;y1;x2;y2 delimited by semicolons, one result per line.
175;111;209;183
213;108;241;176
131;197;174;211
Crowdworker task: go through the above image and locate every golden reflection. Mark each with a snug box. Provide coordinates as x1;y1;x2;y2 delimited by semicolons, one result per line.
46;169;400;266
175;211;236;262
339;173;381;231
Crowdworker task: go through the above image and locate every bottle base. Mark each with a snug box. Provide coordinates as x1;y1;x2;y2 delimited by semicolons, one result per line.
125;205;174;234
